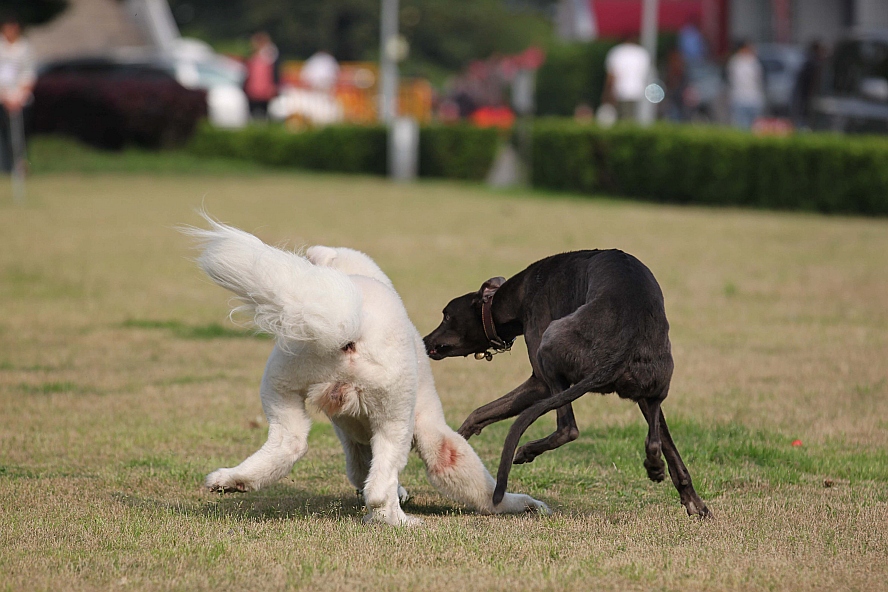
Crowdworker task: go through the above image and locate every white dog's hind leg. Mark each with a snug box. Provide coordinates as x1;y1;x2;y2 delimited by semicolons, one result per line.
335;427;373;492
337;429;411;505
205;348;311;493
412;362;550;515
414;414;549;515
362;421;419;526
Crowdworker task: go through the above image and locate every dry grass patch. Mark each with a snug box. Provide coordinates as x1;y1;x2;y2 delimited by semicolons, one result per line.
1;171;886;591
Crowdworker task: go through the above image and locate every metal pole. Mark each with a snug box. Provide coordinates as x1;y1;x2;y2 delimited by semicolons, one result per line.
10;107;25;204
379;0;399;124
637;0;659;126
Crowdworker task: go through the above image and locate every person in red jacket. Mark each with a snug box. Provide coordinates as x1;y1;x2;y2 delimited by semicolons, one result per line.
244;32;279;120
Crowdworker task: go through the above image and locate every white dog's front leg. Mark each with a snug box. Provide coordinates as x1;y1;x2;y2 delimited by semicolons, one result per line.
206;348;311;493
362;422;419;526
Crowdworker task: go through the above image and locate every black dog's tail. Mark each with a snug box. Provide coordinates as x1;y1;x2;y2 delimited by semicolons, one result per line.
492;375;605;505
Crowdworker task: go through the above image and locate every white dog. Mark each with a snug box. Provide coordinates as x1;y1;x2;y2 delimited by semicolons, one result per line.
185;217;549;526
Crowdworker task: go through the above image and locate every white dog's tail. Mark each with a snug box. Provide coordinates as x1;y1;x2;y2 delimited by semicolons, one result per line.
183;215;362;352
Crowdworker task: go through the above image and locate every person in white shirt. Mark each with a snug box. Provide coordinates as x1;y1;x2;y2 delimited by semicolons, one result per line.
300;50;340;94
603;38;651;121
0;13;35;173
727;40;765;131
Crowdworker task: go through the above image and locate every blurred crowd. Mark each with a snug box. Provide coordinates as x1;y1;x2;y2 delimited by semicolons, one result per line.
4;1;887;169
596;19;831;132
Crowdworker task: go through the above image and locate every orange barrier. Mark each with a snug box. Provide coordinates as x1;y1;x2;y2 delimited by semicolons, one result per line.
280;61;432;124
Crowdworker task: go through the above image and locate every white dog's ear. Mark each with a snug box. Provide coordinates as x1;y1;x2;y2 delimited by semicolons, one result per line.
478;276;506;304
306;245;338;267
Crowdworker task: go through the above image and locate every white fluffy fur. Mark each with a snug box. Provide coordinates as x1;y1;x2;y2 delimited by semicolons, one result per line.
186;218;362;352
186;216;549;526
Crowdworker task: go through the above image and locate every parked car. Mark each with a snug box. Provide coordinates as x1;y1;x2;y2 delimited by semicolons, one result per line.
33;57;208;149
812;29;888;134
756;43;806;116
37;38;249;132
116;39;250;129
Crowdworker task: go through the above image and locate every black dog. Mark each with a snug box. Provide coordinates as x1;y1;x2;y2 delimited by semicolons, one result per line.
423;250;710;517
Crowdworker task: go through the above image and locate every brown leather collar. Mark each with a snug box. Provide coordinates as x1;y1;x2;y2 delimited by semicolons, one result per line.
481;292;507;350
476;281;514;361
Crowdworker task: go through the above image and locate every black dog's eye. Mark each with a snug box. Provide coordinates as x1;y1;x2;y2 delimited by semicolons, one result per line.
443;313;451;322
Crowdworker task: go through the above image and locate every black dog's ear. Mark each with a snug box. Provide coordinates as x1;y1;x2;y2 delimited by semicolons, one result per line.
476;276;506;304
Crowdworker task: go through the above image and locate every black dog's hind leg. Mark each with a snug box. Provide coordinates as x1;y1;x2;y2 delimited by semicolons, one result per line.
493;375;603;505
638;401;711;518
458;375;548;440
513;404;579;464
637;397;666;482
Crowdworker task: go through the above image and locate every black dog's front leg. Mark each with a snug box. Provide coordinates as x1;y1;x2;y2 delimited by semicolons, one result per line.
457;375;548;440
513;404;579;464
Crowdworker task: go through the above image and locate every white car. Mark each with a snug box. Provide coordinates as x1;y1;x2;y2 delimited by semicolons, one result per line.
168;38;250;129
114;38;251;129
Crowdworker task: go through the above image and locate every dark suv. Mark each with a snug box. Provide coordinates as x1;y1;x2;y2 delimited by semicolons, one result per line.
812;30;888;134
33;57;207;149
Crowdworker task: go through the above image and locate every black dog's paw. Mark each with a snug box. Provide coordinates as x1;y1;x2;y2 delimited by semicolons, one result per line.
513;445;538;465
643;458;666;482
685;499;713;519
457;421;483;440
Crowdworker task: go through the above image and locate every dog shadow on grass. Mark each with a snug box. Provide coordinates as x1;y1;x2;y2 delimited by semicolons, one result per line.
112;484;468;523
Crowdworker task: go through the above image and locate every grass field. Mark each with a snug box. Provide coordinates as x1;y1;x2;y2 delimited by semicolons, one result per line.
1;148;887;590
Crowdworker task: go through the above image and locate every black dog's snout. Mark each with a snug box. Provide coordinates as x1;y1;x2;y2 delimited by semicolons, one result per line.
425;343;450;360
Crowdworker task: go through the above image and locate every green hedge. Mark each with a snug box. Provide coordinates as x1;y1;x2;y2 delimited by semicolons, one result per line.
188;123;500;181
189;124;387;174
531;120;888;215
188;120;888;215
418;125;502;179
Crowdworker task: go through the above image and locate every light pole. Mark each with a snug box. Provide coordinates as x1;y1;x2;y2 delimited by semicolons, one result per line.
379;0;399;124
637;0;659;126
379;0;418;181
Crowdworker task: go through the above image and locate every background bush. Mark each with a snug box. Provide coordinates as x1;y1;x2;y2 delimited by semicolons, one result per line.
190;124;388;174
534;41;616;116
189;123;500;180
531;120;888;215
32;74;207;150
184;118;888;216
418;124;501;179
535;35;676;116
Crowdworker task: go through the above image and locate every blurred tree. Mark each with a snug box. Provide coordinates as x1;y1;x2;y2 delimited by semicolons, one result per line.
168;0;552;79
401;0;551;78
0;0;68;25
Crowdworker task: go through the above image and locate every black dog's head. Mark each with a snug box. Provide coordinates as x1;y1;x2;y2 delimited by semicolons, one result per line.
423;277;504;360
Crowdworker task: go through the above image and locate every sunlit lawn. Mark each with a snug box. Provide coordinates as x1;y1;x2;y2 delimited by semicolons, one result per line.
1;141;887;590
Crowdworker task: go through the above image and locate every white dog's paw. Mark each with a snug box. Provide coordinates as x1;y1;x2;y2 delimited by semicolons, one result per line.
204;468;255;493
524;497;551;516
305;245;338;266
362;509;423;527
401;514;423;527
358;486;410;505
495;493;551;516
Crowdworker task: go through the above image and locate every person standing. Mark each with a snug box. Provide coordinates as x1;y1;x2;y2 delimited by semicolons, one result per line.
243;32;279;120
678;17;707;67
300;50;340;94
792;40;826;130
664;46;687;122
0;13;35;174
727;40;765;131
602;37;651;121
